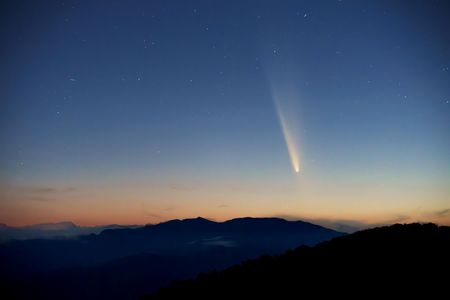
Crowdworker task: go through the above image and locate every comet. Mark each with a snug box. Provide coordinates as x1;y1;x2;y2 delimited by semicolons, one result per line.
264;59;304;174
274;97;302;174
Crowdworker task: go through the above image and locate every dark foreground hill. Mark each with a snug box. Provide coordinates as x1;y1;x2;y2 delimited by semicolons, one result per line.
147;223;450;299
0;217;342;299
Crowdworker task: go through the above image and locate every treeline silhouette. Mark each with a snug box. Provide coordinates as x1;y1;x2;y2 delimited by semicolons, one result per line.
146;223;450;299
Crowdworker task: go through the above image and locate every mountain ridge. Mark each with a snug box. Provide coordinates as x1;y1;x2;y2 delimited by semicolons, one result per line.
0;217;343;299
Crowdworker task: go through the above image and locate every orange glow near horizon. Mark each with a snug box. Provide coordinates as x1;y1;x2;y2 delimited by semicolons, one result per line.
1;183;449;227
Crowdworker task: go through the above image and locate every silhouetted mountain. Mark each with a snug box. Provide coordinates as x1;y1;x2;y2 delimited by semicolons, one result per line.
0;222;138;242
146;223;450;299
25;221;78;231
0;217;342;299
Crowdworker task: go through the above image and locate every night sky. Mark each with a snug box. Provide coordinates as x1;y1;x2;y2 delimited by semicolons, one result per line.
1;0;449;226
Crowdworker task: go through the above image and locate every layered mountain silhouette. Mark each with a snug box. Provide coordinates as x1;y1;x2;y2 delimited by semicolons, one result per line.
0;222;137;242
147;223;450;299
0;217;342;299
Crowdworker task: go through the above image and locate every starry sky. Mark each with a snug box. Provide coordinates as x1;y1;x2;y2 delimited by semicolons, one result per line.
1;0;449;226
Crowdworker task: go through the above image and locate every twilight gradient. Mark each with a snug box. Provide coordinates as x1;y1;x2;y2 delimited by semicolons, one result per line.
0;0;449;226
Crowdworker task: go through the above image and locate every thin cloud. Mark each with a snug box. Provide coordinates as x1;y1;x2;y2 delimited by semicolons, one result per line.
27;196;57;202
433;208;450;217
146;213;163;219
20;186;77;195
166;183;194;191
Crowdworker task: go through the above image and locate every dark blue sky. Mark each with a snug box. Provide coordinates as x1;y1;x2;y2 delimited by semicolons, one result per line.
1;0;449;226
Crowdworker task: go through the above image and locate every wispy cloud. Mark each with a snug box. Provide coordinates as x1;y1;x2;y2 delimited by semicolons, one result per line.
0;185;79;202
20;186;77;195
26;196;57;202
165;183;194;191
432;208;450;217
162;207;175;211
146;213;163;220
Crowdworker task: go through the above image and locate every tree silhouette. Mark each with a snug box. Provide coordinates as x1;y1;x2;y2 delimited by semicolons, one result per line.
146;223;450;299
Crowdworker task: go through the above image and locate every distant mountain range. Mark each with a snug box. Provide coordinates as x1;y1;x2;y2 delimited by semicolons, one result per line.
0;217;343;299
147;223;450;299
0;217;369;244
0;221;139;242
